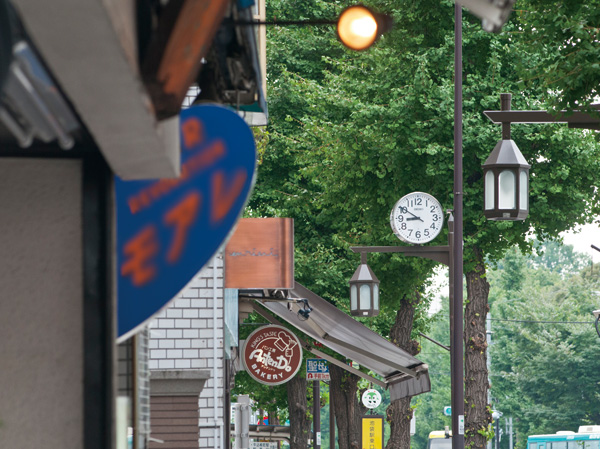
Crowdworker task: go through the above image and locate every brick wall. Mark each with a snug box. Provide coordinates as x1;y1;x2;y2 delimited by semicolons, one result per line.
149;255;225;449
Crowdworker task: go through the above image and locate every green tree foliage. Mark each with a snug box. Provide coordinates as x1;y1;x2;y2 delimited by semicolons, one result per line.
411;301;452;449
511;1;600;112
532;240;591;275
487;243;600;449
246;0;600;446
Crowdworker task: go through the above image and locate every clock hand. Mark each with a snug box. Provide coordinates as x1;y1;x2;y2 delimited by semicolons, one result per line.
405;210;424;222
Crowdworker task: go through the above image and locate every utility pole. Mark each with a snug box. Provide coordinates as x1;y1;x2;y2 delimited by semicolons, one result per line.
495;418;500;449
486;313;493;449
235;395;250;449
313;380;321;449
330;394;335;449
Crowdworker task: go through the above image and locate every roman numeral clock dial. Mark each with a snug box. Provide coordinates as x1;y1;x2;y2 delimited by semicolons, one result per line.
389;192;444;244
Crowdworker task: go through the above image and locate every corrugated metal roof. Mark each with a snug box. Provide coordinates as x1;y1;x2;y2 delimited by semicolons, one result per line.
259;282;431;400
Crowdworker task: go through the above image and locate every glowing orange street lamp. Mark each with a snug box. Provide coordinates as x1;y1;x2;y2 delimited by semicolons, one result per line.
234;5;393;51
337;5;393;51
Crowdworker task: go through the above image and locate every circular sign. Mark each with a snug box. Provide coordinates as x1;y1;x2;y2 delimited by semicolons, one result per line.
362;389;382;409
243;325;303;385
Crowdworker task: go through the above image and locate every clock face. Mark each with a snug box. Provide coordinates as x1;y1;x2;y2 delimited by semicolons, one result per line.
390;192;444;244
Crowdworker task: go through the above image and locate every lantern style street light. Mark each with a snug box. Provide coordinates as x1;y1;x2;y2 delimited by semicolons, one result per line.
482;93;530;221
349;252;380;316
483;93;600;222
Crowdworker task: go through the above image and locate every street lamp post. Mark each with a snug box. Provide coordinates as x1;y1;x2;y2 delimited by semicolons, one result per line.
452;4;466;448
349;5;465;449
350;213;463;449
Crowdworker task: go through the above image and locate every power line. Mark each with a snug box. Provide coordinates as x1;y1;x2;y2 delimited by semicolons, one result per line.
434;313;593;325
490;317;593;324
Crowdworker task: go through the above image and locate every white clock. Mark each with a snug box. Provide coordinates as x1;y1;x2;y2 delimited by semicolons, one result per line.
390;192;444;244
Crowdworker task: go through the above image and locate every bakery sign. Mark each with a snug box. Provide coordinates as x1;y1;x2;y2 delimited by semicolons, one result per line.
243;325;303;385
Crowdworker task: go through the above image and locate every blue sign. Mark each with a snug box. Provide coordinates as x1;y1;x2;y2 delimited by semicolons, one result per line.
306;358;330;380
116;104;256;341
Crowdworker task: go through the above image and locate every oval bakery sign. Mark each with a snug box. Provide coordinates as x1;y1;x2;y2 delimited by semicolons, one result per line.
243;325;302;385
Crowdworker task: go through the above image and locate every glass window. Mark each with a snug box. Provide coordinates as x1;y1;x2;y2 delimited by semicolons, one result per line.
350;285;357;311
373;284;379;311
498;170;516;209
568;441;585;449
554;441;567;449
359;284;371;310
485;171;495;210
530;443;538;449
430;439;453;449
585;441;599;449
519;170;528;210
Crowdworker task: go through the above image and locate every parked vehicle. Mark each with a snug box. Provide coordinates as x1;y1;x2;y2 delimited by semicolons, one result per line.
428;429;452;449
528;426;600;449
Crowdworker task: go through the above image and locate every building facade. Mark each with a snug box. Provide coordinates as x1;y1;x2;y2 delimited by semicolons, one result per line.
148;256;227;449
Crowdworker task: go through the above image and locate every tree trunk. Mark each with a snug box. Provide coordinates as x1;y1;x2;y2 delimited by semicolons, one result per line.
386;294;420;449
329;364;365;449
288;374;311;449
385;397;412;449
464;247;492;449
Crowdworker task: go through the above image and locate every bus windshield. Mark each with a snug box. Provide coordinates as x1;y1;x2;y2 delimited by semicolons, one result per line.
429;438;453;449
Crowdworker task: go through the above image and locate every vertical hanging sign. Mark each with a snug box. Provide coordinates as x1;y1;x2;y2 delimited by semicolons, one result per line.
361;415;384;449
115;104;256;341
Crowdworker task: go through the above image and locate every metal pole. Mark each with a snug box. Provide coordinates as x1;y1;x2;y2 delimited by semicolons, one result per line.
330;392;335;449
314;380;321;449
495;418;500;449
448;213;456;439
452;3;465;449
487;314;493;449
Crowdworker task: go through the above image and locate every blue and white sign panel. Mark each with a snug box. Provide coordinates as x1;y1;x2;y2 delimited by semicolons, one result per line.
306;358;330;381
116;104;256;341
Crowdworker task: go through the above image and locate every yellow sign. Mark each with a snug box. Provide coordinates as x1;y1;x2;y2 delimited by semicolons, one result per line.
362;415;384;449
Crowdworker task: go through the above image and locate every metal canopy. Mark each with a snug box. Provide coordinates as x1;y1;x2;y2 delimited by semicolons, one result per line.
257;282;431;400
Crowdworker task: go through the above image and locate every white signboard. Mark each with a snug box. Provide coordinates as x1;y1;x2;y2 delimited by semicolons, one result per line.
361;389;382;409
251;442;278;449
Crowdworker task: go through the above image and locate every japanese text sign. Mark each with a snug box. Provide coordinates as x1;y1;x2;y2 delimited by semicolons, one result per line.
116;104;256;341
362;415;384;449
306;358;330;381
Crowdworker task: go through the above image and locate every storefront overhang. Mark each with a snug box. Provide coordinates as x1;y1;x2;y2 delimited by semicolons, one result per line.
10;0;182;179
246;282;431;401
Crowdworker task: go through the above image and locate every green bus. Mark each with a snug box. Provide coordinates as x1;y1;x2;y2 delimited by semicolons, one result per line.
528;426;600;449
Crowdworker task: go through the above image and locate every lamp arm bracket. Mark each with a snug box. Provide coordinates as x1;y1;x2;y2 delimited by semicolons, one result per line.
350;245;450;267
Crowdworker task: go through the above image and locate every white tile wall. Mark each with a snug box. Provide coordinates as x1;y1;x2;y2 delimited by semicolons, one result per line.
149;255;225;449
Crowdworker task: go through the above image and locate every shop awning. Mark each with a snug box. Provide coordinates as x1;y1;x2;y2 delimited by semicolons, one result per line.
250;282;431;401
